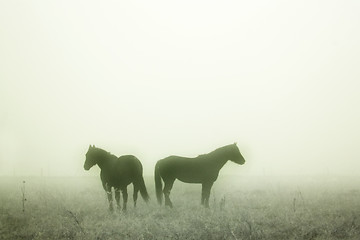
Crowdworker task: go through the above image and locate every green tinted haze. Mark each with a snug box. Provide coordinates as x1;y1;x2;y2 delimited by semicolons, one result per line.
1;0;359;176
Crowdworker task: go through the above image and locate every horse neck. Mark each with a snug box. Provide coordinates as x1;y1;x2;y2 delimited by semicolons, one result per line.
95;151;113;170
207;149;230;170
96;159;106;170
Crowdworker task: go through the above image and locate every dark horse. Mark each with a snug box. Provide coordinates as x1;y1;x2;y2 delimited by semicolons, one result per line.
154;143;245;208
84;145;149;211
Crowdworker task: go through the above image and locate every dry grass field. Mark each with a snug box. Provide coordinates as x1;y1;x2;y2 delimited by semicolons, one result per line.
1;175;359;240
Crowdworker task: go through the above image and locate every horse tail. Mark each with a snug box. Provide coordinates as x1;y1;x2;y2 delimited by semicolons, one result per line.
154;161;163;205
138;175;150;203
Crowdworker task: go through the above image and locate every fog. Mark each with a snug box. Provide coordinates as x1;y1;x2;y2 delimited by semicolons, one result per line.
1;0;359;177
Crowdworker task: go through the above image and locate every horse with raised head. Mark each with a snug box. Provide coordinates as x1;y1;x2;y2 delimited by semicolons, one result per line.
84;145;149;211
154;143;245;208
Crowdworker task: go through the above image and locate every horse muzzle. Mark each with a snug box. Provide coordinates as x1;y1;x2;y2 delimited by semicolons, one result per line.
238;159;246;165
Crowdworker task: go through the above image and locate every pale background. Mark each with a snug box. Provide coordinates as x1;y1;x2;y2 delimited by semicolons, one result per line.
1;0;359;177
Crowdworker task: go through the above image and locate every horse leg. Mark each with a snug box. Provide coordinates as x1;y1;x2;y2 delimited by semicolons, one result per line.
201;185;206;205
121;187;128;211
133;184;139;208
163;178;175;208
115;188;121;211
202;182;214;208
104;184;114;212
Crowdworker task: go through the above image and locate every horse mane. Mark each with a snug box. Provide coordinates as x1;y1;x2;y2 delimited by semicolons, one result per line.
195;144;233;160
93;147;117;160
212;144;235;156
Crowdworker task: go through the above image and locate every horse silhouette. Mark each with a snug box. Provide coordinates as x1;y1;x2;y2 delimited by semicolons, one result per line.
154;143;245;208
84;145;149;211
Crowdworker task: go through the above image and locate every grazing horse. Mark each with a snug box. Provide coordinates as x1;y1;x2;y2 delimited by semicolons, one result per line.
154;143;245;208
84;145;149;211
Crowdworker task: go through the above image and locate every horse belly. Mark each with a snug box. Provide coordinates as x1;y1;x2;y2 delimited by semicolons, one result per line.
177;176;203;184
159;157;213;183
175;168;207;183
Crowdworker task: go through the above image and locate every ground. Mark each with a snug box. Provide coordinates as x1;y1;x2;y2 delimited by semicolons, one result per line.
0;175;359;240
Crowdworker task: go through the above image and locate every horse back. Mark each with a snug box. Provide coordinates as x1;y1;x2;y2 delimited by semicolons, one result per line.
101;155;143;188
115;155;143;173
157;156;219;183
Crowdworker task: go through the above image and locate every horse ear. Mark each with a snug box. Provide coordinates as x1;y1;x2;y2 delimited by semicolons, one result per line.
89;145;92;149
234;142;237;146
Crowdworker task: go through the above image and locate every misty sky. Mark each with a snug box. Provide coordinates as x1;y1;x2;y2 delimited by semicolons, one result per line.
1;0;359;176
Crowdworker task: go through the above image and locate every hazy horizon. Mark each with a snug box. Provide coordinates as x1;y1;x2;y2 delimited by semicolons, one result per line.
1;0;359;177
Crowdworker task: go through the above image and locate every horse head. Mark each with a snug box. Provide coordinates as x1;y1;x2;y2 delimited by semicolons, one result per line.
229;143;245;165
84;145;98;170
